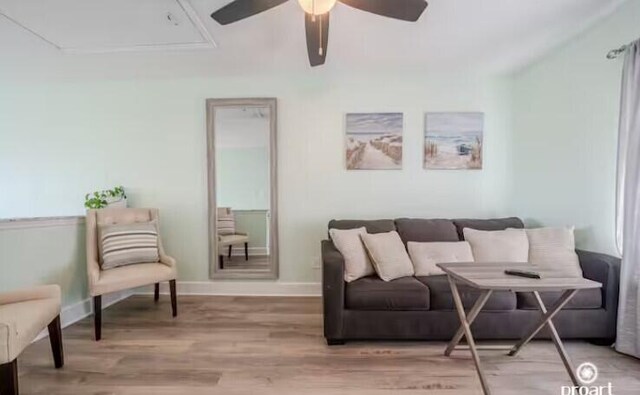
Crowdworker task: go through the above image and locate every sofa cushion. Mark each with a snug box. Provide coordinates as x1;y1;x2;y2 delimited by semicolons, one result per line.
453;217;524;240
328;219;396;234
395;218;459;245
346;276;430;311
416;275;516;311
517;290;602;310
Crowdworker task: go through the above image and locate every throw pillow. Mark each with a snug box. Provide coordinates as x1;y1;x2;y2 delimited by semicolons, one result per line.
360;231;414;281
407;241;474;276
100;221;159;270
526;227;582;277
463;228;529;262
329;227;375;282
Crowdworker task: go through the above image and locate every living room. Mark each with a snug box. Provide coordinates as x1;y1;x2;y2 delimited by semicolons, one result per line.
1;0;639;394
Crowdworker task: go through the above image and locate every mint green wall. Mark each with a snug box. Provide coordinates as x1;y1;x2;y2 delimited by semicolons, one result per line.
234;211;268;250
510;0;640;256
0;224;87;305
0;72;513;291
217;147;269;210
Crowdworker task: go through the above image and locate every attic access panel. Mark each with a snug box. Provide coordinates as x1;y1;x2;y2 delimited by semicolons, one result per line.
0;0;215;53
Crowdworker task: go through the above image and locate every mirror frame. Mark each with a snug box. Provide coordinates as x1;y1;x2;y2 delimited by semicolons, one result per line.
206;98;278;280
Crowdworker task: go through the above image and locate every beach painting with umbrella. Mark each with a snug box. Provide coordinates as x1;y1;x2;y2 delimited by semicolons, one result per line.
424;112;483;170
345;113;403;170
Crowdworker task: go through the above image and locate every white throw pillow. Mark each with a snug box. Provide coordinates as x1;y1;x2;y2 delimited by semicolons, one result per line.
329;227;375;282
407;241;475;276
463;228;529;262
360;231;414;281
526;227;582;277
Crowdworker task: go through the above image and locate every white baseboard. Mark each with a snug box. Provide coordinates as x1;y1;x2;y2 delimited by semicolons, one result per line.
137;281;321;297
34;289;134;342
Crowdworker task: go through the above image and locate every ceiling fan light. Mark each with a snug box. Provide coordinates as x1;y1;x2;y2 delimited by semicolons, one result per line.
298;0;337;15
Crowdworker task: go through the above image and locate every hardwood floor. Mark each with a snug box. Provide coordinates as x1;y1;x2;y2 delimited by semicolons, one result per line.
17;296;640;394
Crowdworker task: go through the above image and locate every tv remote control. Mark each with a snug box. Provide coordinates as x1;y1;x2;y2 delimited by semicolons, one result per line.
504;269;541;279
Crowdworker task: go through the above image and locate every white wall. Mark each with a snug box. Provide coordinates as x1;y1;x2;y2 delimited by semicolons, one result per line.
510;0;640;256
0;72;512;285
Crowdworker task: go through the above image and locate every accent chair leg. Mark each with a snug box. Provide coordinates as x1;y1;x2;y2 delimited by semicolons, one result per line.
170;280;177;318
93;295;102;341
228;245;232;259
244;242;249;261
154;283;160;302
0;359;18;395
47;315;64;368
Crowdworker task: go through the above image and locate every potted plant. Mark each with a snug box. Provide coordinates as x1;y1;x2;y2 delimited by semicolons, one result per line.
84;186;127;209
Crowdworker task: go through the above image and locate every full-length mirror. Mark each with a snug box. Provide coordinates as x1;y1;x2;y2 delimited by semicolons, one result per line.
206;98;278;279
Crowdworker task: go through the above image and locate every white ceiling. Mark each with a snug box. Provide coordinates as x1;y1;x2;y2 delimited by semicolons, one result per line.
0;0;629;78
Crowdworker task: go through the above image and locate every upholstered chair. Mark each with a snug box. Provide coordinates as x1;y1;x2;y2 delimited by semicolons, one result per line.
86;208;177;341
0;285;63;395
217;207;249;268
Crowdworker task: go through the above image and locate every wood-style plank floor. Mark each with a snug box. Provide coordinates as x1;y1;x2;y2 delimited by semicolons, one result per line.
18;296;640;394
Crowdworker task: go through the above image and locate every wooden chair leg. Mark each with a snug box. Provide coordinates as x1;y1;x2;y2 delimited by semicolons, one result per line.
219;255;224;269
169;280;177;318
0;359;18;395
47;315;64;368
93;296;102;341
228;245;232;259
245;242;249;261
154;283;160;302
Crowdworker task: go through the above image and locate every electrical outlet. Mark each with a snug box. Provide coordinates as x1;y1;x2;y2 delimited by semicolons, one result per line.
312;256;322;270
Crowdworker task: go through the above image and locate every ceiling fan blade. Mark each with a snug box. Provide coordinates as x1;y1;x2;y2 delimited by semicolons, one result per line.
211;0;289;25
305;13;330;67
339;0;428;22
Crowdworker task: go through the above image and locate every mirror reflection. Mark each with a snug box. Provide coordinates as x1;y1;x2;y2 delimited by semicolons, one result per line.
214;106;272;273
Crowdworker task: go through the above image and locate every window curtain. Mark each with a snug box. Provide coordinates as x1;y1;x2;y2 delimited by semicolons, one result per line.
616;39;640;358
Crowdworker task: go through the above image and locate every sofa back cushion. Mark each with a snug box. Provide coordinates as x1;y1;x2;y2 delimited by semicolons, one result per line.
453;217;524;240
328;219;396;234
395;218;459;245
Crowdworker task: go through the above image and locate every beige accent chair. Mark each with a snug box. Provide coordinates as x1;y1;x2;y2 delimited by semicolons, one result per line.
0;285;63;395
217;207;249;269
86;208;177;341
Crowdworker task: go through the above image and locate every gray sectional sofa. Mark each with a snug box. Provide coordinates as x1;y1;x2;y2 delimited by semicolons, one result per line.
322;217;620;345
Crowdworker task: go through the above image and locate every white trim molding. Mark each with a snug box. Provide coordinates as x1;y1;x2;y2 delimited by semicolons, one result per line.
137;281;321;297
0;216;84;231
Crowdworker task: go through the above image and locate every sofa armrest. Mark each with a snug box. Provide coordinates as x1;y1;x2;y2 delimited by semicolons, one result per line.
322;240;345;341
577;249;621;311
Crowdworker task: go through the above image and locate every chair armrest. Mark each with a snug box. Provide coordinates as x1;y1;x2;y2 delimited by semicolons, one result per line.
322;240;345;341
577;249;621;310
159;253;177;269
0;285;61;306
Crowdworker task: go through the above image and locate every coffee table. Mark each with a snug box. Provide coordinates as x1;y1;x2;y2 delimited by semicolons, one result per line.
436;262;602;395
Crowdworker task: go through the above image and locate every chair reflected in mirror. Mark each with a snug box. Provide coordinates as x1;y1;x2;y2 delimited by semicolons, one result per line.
217;207;249;269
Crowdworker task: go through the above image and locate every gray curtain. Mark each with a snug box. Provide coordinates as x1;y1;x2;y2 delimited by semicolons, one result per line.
616;39;640;358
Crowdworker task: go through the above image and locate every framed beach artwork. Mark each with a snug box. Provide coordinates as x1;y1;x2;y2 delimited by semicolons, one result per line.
424;112;484;170
345;113;403;170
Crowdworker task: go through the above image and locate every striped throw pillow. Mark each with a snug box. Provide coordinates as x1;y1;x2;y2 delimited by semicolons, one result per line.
99;221;159;270
217;207;236;235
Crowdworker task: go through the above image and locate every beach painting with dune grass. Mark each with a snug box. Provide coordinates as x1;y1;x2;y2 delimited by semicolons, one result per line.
345;113;403;170
424;112;483;170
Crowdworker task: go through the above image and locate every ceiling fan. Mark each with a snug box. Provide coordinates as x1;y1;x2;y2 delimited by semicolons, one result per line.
210;0;429;67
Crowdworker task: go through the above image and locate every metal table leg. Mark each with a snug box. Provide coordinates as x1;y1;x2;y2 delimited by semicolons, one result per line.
447;275;492;395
